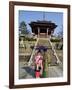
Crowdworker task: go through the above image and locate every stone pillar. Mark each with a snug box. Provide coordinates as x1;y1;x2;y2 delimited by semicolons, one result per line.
38;27;40;38
47;28;49;38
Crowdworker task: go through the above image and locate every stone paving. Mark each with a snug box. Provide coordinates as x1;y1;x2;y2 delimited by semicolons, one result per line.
19;61;35;79
19;60;63;79
48;66;63;77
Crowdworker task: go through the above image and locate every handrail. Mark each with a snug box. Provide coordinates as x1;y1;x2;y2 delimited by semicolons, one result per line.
28;38;39;66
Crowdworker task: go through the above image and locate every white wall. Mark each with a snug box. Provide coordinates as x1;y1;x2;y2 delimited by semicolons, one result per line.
0;0;72;90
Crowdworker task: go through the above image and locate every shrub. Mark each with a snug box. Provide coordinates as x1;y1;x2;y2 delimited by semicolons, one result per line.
50;38;60;42
23;37;37;41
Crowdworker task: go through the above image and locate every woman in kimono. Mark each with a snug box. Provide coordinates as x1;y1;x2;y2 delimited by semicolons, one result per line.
34;51;43;78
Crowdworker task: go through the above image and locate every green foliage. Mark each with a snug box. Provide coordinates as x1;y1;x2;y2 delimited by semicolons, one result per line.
55;43;63;50
23;37;37;41
30;46;34;50
50;38;60;42
19;21;29;34
47;53;51;64
43;52;49;77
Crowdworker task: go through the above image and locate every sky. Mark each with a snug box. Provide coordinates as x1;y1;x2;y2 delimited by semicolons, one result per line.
19;10;63;36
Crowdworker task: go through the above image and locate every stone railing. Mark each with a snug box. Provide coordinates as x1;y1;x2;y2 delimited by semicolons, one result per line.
48;38;62;69
28;38;39;66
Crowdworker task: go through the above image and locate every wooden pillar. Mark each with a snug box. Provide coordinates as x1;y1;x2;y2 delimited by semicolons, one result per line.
50;30;54;38
47;28;49;38
38;27;40;38
51;30;54;35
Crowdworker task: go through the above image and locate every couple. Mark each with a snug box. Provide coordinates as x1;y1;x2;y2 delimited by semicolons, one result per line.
34;50;43;78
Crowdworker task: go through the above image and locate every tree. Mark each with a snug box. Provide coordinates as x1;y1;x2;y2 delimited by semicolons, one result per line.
19;21;29;34
58;30;63;38
57;25;63;38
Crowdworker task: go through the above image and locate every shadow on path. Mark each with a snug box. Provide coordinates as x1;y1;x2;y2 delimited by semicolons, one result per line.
22;66;35;78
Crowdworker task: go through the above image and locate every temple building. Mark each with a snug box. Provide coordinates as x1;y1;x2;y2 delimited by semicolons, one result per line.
29;20;57;38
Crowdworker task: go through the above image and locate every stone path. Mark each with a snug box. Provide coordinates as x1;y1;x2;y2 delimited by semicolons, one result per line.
19;61;35;79
48;66;63;77
19;61;63;79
